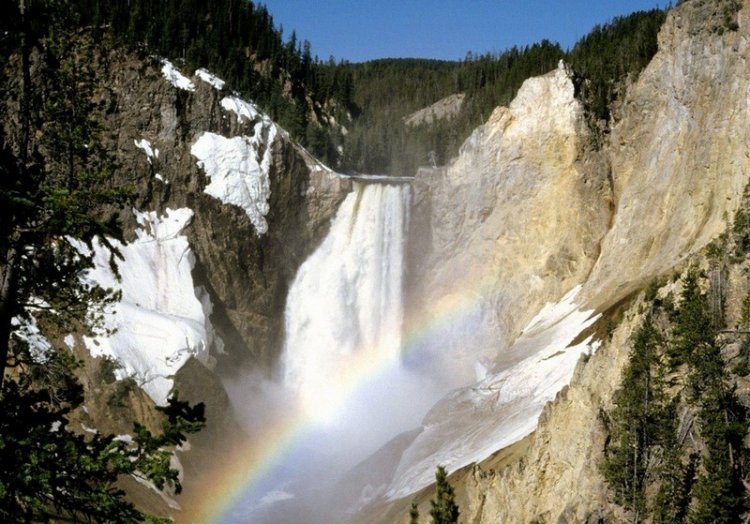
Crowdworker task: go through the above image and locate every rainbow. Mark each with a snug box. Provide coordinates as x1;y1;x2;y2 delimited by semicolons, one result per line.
183;287;486;523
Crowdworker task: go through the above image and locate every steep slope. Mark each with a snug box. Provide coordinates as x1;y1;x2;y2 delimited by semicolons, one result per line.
90;51;350;370
353;0;750;520
582;0;750;307
87;52;351;512
453;2;750;521
407;60;610;393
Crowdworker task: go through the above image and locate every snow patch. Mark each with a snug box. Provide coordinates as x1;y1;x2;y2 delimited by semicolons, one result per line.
134;138;159;165
74;208;218;405
386;286;601;499
11;313;52;362
221;96;260;123
63;334;75;349
195;68;225;90
161;60;195;91
191;124;277;235
154;174;168;184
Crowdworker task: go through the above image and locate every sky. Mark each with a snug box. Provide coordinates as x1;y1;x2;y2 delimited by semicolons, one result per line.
262;1;672;63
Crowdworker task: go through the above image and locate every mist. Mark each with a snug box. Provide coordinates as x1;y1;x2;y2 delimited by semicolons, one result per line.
222;355;449;522
218;181;465;523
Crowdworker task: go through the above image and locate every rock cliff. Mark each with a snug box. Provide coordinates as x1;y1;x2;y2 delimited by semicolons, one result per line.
459;1;750;520
94;51;350;370
407;61;610;387
360;0;750;520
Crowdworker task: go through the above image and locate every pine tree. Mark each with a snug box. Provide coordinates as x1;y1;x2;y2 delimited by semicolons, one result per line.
688;345;747;523
430;466;459;524
602;315;669;521
0;368;205;522
409;501;420;524
669;269;715;368
651;435;695;523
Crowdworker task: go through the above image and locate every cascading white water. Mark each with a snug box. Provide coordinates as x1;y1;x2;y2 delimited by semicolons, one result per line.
281;182;410;421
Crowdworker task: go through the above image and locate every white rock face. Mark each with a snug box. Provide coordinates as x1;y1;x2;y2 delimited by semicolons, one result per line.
404;93;465;127
370;60;611;501
76;208;216;405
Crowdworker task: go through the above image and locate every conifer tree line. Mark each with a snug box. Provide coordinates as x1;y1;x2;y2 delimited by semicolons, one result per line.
14;1;668;175
340;9;666;175
61;0;355;166
602;269;749;523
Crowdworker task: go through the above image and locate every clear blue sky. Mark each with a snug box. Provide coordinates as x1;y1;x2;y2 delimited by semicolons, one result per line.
261;1;672;63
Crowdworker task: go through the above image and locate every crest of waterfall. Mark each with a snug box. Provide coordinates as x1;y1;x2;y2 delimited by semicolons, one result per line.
282;182;411;418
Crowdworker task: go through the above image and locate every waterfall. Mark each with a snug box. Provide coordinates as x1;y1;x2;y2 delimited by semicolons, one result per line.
281;182;411;421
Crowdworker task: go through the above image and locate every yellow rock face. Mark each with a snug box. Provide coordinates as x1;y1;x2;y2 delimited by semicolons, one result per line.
437;2;750;522
389;2;750;521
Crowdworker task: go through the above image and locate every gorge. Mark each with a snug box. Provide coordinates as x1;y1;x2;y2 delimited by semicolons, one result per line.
3;1;750;523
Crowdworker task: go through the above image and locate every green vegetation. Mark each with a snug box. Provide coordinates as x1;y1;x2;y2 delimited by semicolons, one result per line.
26;0;354;166
341;41;565;174
0;375;205;522
409;500;420;524
602;269;749;523
601;316;673;520
567;10;665;122
430;465;460;524
0;1;205;520
732;182;750;258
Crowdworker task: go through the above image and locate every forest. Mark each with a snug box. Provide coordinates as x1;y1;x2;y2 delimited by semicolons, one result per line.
7;1;666;174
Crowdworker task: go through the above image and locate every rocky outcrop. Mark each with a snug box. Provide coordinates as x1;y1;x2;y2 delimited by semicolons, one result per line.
88;50;351;515
344;60;614;512
407;60;610;389
4;43;350;518
581;0;750;309
404;93;466;127
459;2;750;519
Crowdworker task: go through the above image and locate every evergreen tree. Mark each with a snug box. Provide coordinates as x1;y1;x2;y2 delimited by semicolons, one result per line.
409;500;420;524
651;429;695;524
430;466;459;524
0;368;205;522
669;269;715;368
686;314;747;522
602;315;669;522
